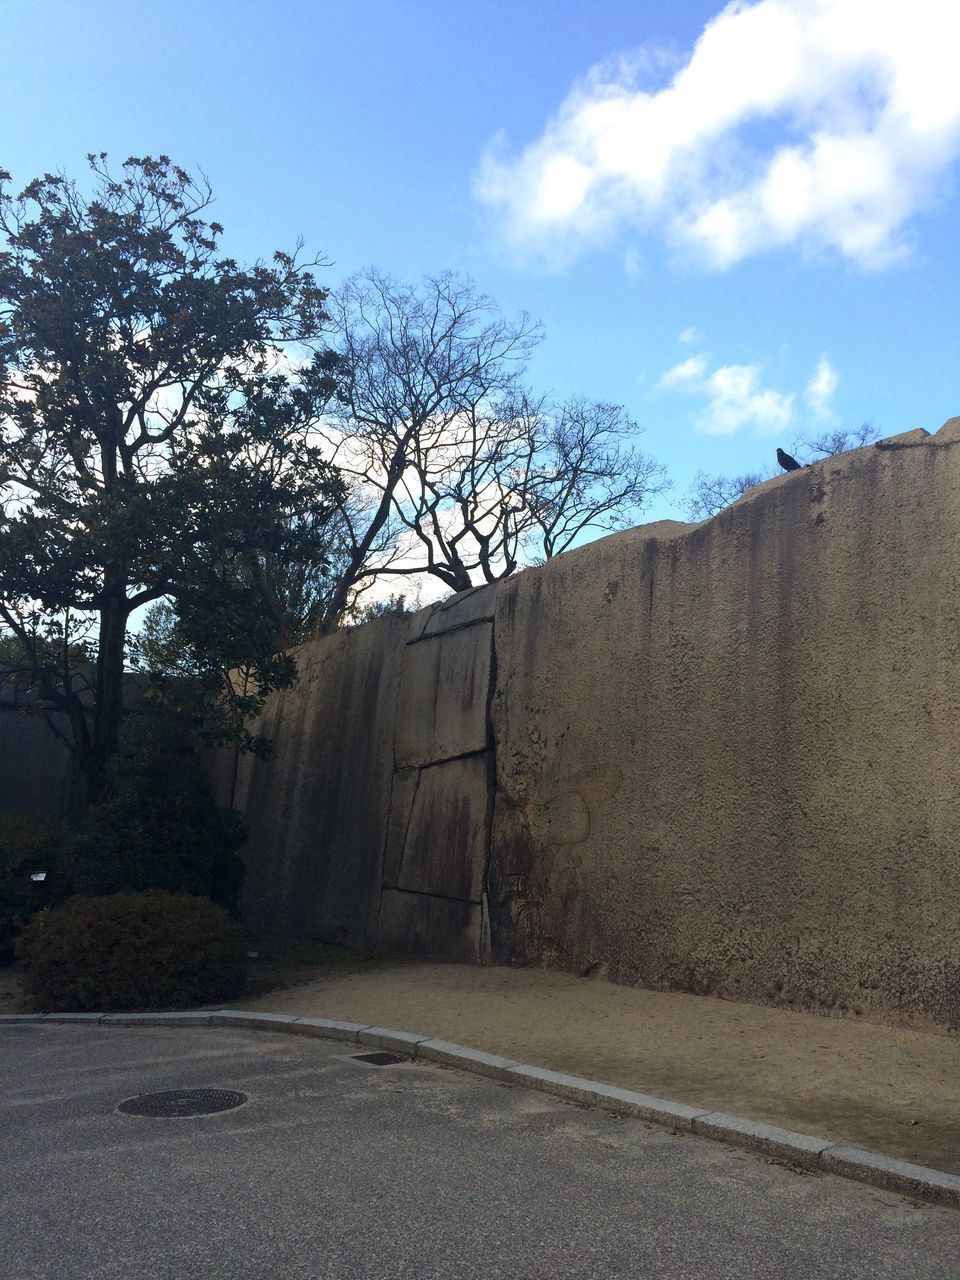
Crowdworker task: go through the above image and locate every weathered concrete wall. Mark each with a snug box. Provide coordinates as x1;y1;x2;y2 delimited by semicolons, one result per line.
0;698;84;822
222;419;960;1029
0;672;147;823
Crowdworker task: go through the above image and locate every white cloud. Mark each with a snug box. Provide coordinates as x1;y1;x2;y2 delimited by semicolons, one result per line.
804;355;839;420
678;326;700;345
699;364;795;435
659;352;800;435
475;0;960;270
658;354;708;389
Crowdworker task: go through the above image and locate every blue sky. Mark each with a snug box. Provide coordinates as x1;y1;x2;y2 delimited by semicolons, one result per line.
2;0;958;522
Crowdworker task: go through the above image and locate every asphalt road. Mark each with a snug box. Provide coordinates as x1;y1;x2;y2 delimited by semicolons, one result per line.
2;1025;958;1279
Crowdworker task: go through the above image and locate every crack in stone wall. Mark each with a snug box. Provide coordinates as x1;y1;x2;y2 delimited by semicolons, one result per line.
377;604;498;962
206;420;960;1028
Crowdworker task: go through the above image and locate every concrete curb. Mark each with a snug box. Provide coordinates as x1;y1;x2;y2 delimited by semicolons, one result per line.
5;1009;958;1209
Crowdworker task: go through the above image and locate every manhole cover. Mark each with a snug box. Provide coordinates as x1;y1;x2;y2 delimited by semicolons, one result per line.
117;1088;247;1117
352;1051;407;1067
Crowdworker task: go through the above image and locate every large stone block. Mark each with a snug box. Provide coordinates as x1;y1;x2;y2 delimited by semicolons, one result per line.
377;888;482;962
210;422;960;1028
419;582;498;637
395;753;492;903
488;440;960;1023
381;767;419;889
229;613;411;947
395;622;493;768
875;427;931;448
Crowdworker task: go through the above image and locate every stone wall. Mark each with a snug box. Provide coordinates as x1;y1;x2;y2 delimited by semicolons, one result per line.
215;418;960;1028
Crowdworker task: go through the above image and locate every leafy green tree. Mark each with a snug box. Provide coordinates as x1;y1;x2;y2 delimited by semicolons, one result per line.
0;155;342;797
60;704;246;912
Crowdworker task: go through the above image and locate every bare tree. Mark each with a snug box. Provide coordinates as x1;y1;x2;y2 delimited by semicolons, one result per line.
396;390;669;575
685;470;768;520
387;395;532;591
684;422;878;521
516;395;668;559
315;270;539;630
316;271;667;629
797;422;879;458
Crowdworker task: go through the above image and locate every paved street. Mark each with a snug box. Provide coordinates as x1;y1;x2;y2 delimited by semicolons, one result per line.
2;1025;958;1279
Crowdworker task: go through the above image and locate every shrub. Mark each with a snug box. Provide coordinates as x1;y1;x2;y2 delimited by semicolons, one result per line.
62;708;246;913
0;813;62;962
15;891;246;1011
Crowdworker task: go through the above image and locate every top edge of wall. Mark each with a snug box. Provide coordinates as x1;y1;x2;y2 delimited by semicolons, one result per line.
730;417;959;511
410;582;499;641
294;416;960;647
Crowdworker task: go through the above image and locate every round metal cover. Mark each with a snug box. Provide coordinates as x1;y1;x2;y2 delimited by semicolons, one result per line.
117;1088;247;1118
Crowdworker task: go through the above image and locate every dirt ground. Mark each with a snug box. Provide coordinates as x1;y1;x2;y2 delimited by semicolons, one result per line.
6;955;959;1174
230;959;960;1176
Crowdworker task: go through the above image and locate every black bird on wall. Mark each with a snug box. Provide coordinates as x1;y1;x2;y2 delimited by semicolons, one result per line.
776;447;802;471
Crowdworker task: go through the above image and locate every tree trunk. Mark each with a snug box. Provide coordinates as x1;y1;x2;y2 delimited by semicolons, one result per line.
87;584;129;802
318;444;409;635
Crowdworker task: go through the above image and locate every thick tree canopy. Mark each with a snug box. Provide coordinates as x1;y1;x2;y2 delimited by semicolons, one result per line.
0;155;341;795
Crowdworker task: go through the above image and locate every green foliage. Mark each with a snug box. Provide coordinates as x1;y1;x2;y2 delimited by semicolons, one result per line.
15;890;245;1011
350;592;414;626
0;154;343;795
129;599;296;758
0;812;62;961
61;708;246;911
0;629;95;696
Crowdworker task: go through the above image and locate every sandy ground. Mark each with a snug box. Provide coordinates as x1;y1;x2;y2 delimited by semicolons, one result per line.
229;960;960;1175
6;956;959;1174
